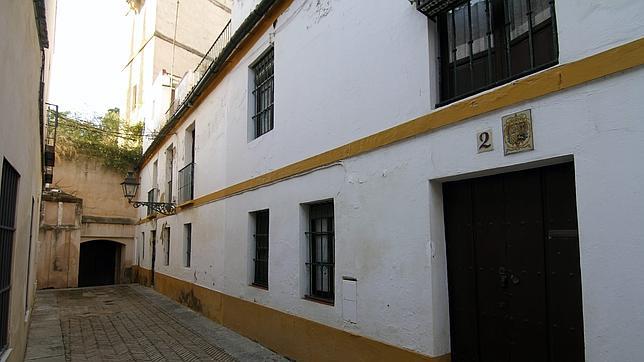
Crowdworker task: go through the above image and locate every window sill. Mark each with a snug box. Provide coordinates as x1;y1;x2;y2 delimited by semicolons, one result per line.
250;283;268;291
436;60;559;108
304;295;334;306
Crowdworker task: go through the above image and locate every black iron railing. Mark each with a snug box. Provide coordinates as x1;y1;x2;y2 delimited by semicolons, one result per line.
164;20;232;126
178;162;194;204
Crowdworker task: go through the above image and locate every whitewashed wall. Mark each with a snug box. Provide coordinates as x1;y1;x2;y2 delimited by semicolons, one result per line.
136;0;644;358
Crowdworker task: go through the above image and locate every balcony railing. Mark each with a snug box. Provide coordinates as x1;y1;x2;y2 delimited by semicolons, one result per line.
178;163;194;204
164;20;232;126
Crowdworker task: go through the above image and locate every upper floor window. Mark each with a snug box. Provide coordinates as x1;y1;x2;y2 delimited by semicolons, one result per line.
165;145;174;203
251;48;274;139
434;0;558;104
179;126;195;203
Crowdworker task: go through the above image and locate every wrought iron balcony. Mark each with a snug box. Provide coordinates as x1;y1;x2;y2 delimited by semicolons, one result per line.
178;162;194;204
164;20;232;126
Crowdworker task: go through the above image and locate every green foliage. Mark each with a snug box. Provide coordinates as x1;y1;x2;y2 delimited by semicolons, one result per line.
55;108;143;173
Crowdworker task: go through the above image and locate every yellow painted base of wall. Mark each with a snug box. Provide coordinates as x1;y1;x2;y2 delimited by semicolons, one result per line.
131;266;449;361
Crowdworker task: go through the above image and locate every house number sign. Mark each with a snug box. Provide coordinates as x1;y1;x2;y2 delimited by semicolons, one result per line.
477;128;494;153
502;109;534;155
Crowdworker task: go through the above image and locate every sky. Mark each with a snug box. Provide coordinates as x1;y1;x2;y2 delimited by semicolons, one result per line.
48;0;131;119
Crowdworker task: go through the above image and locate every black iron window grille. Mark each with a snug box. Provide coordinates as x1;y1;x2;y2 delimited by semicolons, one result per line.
184;223;192;268
252;210;269;288
1;159;20;352
251;48;274;139
163;227;170;266
435;0;558;105
305;202;334;303
178;162;194;203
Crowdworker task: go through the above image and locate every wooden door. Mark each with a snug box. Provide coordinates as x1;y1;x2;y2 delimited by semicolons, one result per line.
443;162;584;362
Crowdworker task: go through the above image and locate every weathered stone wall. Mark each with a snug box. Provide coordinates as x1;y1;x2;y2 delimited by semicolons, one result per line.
37;193;82;289
38;156;137;289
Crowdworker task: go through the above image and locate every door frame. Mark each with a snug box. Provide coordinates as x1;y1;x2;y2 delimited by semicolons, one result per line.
428;155;580;357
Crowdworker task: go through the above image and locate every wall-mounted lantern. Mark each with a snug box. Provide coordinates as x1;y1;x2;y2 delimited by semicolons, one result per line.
121;171;176;215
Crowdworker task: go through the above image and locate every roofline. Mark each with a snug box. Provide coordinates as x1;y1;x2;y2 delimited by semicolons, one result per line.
138;0;289;170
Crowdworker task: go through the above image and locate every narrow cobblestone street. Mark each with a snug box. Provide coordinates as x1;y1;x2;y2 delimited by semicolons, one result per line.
25;285;285;361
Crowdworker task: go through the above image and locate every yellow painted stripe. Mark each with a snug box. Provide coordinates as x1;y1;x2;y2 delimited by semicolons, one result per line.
134;37;644;223
132;266;450;361
173;37;644;211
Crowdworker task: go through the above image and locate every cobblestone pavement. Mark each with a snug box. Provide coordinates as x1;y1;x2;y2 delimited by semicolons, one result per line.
25;285;285;362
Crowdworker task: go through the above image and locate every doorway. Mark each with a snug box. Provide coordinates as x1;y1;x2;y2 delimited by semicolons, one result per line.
78;240;121;287
442;162;584;361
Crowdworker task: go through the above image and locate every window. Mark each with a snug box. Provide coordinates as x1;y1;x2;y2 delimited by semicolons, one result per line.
251;48;274;139
166;145;174;203
179;127;195;203
436;0;557;104
147;188;156;216
150;230;156;265
251;210;269;288
306;201;335;303
1;159;20;352
141;232;145;262
163;226;170;266
183;224;192;268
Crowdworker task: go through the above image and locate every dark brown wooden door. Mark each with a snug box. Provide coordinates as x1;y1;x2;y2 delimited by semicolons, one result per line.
443;162;584;362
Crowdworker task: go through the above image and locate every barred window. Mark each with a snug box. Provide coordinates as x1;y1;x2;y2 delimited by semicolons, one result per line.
437;0;557;104
183;223;192;268
163;226;170;266
306;201;334;303
251;48;274;139
1;159;20;351
252;210;269;288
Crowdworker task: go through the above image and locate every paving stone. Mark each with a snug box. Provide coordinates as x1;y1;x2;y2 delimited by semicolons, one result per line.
25;285;286;362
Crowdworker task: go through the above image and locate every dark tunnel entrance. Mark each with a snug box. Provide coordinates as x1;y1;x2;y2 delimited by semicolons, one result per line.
78;240;122;287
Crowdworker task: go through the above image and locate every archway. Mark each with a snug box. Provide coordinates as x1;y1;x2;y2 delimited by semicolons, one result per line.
78;240;122;287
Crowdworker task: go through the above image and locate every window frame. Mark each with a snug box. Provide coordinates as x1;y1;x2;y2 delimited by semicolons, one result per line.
436;0;559;106
183;223;192;268
163;226;170;266
0;159;20;352
305;201;335;304
251;210;269;289
250;47;275;139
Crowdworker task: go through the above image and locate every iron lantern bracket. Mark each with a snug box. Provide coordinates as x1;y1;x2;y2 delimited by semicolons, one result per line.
129;200;176;215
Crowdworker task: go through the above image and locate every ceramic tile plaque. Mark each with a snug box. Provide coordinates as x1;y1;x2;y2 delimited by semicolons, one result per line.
477;128;494;153
502;109;534;155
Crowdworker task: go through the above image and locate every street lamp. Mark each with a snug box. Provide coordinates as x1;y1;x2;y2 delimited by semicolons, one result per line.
121;171;176;215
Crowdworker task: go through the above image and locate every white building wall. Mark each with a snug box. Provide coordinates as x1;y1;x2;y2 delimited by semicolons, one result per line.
0;0;56;360
135;0;644;359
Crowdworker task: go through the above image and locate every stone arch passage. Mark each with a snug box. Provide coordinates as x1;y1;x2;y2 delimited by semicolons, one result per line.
78;240;122;287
